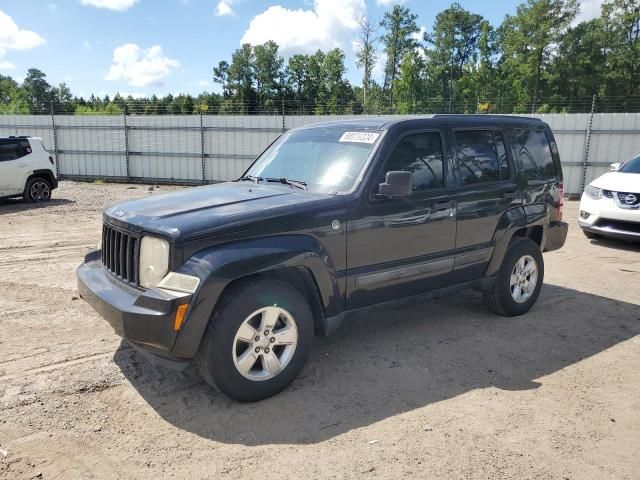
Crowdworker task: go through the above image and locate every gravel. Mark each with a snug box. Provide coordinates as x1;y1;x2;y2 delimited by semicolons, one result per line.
1;180;639;479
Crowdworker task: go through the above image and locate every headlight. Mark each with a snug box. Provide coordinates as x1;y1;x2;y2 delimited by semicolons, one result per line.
139;236;169;288
585;185;603;200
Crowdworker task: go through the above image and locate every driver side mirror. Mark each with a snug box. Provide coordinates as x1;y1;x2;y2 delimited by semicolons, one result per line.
610;163;622;172
376;171;413;198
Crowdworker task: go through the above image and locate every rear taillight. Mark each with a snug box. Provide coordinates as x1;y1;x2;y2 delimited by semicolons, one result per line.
48;156;54;165
558;182;564;222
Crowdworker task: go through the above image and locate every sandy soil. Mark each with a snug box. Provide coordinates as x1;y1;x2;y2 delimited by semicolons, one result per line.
0;181;639;480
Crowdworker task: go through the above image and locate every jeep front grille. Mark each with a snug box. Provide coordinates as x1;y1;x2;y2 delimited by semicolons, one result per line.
101;224;140;285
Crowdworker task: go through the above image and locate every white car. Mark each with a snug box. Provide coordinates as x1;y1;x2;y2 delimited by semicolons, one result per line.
579;152;640;241
0;136;58;203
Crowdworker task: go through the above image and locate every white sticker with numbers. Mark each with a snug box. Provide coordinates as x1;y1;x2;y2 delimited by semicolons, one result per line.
339;131;380;144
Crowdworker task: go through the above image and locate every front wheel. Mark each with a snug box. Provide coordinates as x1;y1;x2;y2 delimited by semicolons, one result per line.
24;177;52;203
484;238;544;317
196;279;314;402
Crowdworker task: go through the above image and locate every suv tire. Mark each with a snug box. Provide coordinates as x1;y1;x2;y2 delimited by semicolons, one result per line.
197;279;314;402
583;230;599;240
24;176;52;203
484;238;544;317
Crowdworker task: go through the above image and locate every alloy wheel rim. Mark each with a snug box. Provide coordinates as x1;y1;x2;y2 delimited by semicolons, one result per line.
509;255;538;304
30;181;50;202
232;306;298;381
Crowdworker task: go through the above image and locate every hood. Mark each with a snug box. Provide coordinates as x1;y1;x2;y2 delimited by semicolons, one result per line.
104;182;334;241
591;172;640;193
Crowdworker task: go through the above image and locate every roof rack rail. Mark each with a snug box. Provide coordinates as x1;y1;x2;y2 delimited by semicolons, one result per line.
431;114;542;121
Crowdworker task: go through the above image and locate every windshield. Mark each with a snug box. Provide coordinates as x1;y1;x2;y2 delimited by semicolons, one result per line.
243;126;382;193
619;153;640;174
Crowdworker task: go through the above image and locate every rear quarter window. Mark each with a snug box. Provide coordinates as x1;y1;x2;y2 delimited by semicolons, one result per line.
510;129;556;179
0;139;31;162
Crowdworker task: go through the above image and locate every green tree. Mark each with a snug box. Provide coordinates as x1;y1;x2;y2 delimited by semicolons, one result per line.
601;0;640;99
253;41;284;109
285;54;309;105
499;0;579;112
213;60;230;97
0;75;29;114
227;44;257;112
355;15;378;110
425;3;485;112
380;4;420;106
22;68;52;113
394;50;425;113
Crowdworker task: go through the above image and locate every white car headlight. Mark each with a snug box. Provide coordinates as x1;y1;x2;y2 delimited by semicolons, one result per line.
585;185;603;200
139;236;169;288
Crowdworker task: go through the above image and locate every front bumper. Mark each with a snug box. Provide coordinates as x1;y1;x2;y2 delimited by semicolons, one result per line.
544;221;568;252
579;193;640;242
579;219;640;242
77;250;192;369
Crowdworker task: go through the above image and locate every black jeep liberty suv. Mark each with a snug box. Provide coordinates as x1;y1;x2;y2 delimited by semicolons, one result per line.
77;115;568;402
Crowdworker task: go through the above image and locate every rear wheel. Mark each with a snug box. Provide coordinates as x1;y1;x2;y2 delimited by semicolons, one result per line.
197;279;313;402
484;238;544;317
24;177;52;203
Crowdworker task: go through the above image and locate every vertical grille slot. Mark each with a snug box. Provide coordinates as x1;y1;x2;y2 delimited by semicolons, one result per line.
101;223;139;285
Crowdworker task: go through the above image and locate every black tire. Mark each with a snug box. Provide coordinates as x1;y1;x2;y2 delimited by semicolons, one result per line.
24;176;52;203
483;238;544;317
582;229;599;239
196;279;314;402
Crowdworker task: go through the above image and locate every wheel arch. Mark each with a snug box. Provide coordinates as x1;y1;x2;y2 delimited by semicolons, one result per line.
170;235;342;359
24;169;57;192
485;204;548;277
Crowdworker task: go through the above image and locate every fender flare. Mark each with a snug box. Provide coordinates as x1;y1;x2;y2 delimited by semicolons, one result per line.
485;203;548;277
170;234;342;359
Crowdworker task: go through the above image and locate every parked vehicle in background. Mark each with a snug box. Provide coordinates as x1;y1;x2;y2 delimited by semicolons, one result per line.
77;115;568;402
579;152;640;242
0;136;58;203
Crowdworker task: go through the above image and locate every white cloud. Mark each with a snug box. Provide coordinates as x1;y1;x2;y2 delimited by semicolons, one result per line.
80;0;138;11
241;0;365;54
0;10;46;58
0;60;17;70
215;0;236;16
575;0;604;24
376;0;404;5
105;43;180;87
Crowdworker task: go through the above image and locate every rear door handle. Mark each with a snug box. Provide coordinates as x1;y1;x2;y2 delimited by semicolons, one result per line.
502;190;519;200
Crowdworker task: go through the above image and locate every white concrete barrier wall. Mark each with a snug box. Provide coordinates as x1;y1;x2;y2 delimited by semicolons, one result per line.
1;113;638;194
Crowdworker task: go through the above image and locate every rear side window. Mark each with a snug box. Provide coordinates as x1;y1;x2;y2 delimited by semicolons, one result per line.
455;130;510;185
384;132;445;191
0;139;30;162
511;129;556;179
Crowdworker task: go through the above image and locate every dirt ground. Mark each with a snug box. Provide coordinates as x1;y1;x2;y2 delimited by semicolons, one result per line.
0;181;639;480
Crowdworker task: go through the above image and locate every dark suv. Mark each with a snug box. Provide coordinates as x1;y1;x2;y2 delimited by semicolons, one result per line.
77;115;568;401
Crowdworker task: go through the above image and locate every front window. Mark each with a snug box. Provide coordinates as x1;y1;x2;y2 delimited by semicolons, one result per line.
620;153;640;174
244;126;382;193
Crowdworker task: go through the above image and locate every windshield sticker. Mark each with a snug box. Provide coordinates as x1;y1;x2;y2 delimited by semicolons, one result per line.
339;132;380;144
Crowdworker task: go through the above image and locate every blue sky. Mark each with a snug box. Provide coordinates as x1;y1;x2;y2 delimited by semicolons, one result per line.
0;0;602;99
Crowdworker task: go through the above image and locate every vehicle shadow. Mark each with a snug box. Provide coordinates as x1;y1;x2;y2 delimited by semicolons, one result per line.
113;284;640;445
588;237;640;253
0;197;75;214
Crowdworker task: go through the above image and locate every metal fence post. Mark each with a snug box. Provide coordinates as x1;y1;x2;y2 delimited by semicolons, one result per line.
123;106;130;181
282;97;286;133
579;94;597;192
50;102;60;178
200;113;206;184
